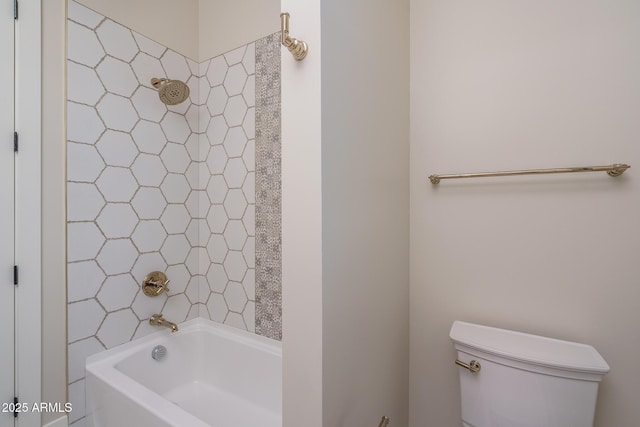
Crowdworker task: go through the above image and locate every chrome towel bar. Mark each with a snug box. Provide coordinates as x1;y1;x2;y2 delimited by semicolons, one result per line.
429;163;630;184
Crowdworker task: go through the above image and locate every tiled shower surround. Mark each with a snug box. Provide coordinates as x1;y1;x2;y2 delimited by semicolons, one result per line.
66;1;281;424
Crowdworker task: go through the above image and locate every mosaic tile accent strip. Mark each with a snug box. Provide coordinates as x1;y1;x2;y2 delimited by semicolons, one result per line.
255;33;282;340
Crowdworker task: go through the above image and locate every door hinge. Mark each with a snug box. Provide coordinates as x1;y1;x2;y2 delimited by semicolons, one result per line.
13;397;18;418
13;265;18;285
13;132;18;152
13;0;18;19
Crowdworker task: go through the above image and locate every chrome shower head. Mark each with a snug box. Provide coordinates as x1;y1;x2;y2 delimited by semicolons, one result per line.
151;77;190;105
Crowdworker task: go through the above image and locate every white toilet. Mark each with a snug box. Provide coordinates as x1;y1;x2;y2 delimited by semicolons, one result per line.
450;321;609;427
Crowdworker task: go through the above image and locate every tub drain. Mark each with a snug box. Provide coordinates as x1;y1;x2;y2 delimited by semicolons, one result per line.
151;345;167;361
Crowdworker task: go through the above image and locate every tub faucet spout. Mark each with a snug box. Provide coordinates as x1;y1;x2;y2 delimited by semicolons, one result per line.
149;314;178;332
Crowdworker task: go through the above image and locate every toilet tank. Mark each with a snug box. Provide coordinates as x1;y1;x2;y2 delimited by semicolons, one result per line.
450;321;609;427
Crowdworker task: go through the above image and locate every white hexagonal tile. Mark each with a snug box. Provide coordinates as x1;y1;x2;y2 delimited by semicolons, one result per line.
206;115;228;146
161;143;190;174
242;203;255;235
224;158;247;189
185;190;209;219
97;94;139;132
68;379;86;422
165;264;190;295
96;19;139;62
96;203;138;238
68;21;105;67
187;304;202;321
131;187;166;219
243;301;255;332
207;204;228;234
132;220;167;253
160;234;191;265
68;61;105;106
184;133;201;161
161;112;191;144
224;220;247;251
68;299;105;342
67;103;105;144
242;43;255;75
242;139;255;172
96;56;138;97
224;96;247;127
96;239;138;275
132;86;167;122
132;32;167;59
223;250;247;282
206;292;228;323
243;107;255;139
131;252;167;285
132;120;167;154
223;189;247;219
207;175;228;204
160;50;192;83
206;234;228;264
206;56;228;86
242;268;255;300
242;172;255;205
68;337;104;384
160;204;190;234
67;260;105;302
96;167;138;202
96;130;138;167
97;309;138;348
243;237;255;269
224;312;247;330
199;105;211;134
207;145;228;175
162;294;191;323
185;247;208;275
243;75;255;108
131;288;167;321
185;275;206;304
185;162;207;190
185;103;199;132
68;142;105;182
224;45;246;66
223;126;247;158
206;263;228;293
206;86;228;116
161;174;190;203
131;52;166;89
67;183;105;221
224;281;247;313
97;274;139;311
132;154;167;187
223;64;247;97
186;218;209;247
68;1;103;29
186;75;200;103
67;222;105;262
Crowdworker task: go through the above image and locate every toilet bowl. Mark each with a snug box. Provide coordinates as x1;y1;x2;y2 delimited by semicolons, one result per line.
450;321;609;427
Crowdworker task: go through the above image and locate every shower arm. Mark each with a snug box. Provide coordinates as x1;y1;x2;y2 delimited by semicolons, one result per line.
280;12;308;61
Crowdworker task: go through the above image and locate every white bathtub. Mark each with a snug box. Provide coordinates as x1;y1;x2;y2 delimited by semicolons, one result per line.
85;318;282;427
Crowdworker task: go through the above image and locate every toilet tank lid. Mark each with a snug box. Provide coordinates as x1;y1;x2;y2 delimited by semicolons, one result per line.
450;321;610;374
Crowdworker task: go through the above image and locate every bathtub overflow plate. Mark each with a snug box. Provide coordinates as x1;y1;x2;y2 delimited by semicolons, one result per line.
151;345;167;361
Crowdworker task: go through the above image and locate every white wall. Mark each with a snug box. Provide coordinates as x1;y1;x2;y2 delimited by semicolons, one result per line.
76;0;279;62
42;1;68;425
280;0;323;424
321;0;410;425
410;1;640;426
199;0;280;61
76;0;199;60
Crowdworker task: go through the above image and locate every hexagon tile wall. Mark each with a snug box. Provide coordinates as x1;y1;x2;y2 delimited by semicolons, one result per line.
65;2;281;424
